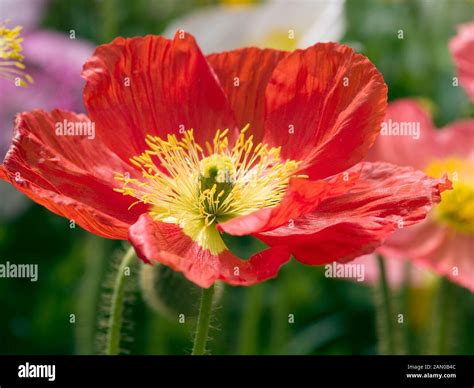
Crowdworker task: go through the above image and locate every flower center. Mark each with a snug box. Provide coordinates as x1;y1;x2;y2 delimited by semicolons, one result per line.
0;21;32;86
425;158;474;234
115;125;301;254
198;154;236;216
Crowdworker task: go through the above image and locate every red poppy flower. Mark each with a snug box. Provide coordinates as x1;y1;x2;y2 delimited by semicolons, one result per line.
0;33;450;288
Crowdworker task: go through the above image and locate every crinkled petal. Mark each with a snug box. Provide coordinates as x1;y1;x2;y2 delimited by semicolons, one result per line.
207;48;287;143
1;110;146;239
263;42;387;179
218;171;357;236
129;214;290;288
82;33;236;162
257;162;451;265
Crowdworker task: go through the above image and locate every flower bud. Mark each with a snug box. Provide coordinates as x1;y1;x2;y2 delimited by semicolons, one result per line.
139;262;222;320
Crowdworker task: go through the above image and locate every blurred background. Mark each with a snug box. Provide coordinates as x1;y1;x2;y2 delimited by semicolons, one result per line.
0;0;473;355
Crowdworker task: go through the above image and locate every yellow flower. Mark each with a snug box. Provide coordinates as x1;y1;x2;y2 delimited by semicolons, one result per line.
0;20;33;86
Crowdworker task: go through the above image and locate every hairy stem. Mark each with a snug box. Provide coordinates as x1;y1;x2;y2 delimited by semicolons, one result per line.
192;284;215;355
106;246;136;355
76;236;107;354
375;255;396;354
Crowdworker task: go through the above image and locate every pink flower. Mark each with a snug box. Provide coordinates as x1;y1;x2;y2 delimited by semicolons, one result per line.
367;99;474;291
450;23;474;101
0;0;93;220
0;31;93;157
352;254;432;289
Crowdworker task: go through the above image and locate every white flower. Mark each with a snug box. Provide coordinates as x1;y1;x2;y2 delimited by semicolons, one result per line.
164;0;346;53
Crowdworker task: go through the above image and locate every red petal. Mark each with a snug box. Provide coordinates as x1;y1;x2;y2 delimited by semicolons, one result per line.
1;110;146;239
217;172;357;236
257;162;451;265
263;43;387;179
450;23;474;101
207;48;287;143
217;245;290;286
129;214;290;288
0;166;7;180
82;33;236;162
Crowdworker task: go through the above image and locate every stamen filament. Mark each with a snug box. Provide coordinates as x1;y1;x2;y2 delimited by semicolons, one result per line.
115;126;301;254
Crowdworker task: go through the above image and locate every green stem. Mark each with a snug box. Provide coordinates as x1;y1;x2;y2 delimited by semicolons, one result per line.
106;246;136;355
192;284;215;355
269;280;288;355
437;288;449;355
430;278;456;354
398;261;411;355
146;313;166;355
238;284;263;355
375;255;395;354
76;236;107;355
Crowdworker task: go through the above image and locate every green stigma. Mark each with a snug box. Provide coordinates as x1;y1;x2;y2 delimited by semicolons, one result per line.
199;154;236;207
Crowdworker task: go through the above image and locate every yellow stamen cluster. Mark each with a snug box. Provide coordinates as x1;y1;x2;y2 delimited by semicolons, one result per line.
425;158;474;234
115;125;301;254
0;21;32;86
